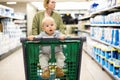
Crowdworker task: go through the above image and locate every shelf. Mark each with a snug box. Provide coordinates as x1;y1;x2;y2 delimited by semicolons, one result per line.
79;15;91;20
103;66;119;80
90;24;120;27
0;45;21;61
0;14;24;20
80;5;120;20
84;48;119;80
93;57;119;80
77;30;90;35
91;37;120;49
80;3;120;80
85;23;91;26
90;5;120;17
14;20;27;24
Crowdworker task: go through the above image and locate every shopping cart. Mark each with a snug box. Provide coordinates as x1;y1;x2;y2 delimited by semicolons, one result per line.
20;37;86;80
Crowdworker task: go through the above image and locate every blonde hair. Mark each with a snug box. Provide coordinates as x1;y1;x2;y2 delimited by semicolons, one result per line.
43;0;49;9
42;17;56;28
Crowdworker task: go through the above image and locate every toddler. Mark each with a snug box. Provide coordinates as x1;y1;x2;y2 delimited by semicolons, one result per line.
28;17;65;79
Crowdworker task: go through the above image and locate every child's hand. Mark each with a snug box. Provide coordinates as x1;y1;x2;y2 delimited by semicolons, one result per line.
27;35;35;41
59;35;65;40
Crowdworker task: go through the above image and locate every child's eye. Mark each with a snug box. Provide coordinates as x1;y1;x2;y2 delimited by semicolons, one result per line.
51;24;54;26
46;25;49;27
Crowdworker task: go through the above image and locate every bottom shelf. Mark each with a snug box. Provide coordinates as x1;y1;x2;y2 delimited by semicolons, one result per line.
0;45;21;60
83;49;120;80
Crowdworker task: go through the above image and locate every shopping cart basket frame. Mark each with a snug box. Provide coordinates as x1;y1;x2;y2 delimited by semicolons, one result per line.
20;37;86;80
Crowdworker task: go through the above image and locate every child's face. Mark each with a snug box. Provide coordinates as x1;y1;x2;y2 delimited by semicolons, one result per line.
43;19;56;35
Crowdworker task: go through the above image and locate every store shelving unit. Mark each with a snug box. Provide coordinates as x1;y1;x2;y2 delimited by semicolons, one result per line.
79;4;120;80
0;45;21;60
91;37;120;50
77;29;90;34
0;4;26;60
84;49;118;80
14;19;27;36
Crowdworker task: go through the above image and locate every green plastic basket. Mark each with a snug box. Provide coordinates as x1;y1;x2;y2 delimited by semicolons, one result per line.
21;38;84;80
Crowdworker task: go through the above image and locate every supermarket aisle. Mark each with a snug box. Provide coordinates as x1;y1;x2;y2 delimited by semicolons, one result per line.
0;47;113;80
0;47;25;80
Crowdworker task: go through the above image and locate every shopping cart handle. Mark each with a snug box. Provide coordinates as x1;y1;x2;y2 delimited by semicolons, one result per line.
20;37;86;43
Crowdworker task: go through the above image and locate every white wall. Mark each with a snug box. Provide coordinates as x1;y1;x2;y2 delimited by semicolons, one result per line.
26;3;37;36
31;2;90;10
